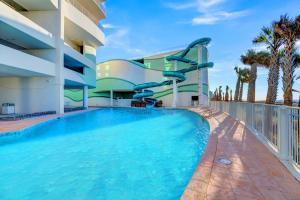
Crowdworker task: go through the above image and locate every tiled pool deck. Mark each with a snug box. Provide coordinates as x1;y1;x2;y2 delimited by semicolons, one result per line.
183;107;300;200
0;108;97;133
0;107;299;199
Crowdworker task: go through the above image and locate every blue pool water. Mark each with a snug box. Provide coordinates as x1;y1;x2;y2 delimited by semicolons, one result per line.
0;108;209;200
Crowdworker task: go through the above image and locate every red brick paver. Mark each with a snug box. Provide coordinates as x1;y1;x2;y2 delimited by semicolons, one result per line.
182;107;300;200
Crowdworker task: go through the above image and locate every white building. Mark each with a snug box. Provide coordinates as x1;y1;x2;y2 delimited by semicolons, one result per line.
0;0;105;114
65;39;212;108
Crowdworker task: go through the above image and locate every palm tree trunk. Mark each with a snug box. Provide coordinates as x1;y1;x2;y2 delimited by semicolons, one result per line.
239;82;244;101
283;40;296;106
265;50;279;104
234;77;240;101
247;64;257;103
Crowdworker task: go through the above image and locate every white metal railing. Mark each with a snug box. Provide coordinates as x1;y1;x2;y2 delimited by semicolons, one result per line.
209;101;300;180
288;108;300;166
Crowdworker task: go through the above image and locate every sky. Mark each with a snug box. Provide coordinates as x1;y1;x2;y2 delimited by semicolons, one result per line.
97;0;300;101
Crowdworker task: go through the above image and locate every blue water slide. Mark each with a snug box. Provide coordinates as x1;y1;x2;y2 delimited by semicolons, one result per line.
133;38;214;107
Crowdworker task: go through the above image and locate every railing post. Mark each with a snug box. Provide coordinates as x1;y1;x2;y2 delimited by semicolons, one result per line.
279;106;289;161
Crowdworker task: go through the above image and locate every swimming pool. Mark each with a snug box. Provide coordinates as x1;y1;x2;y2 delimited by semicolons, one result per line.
0;108;209;200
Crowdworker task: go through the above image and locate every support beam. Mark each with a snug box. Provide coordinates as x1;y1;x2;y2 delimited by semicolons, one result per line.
110;90;113;107
83;85;88;109
198;46;209;106
54;0;65;114
172;61;178;108
172;78;178;108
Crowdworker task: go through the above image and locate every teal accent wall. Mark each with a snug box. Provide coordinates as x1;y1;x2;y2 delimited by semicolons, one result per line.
143;47;199;71
65;78;136;102
93;77;136;91
84;53;96;63
65;82;198;102
83;67;96;88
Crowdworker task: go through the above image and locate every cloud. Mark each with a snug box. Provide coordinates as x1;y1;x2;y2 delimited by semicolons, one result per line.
165;0;225;11
196;0;225;12
102;23;117;29
164;2;197;10
192;10;249;25
165;0;249;25
105;27;147;56
252;44;268;52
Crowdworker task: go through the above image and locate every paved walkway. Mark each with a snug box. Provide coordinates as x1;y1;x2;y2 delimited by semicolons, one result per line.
0;108;97;133
182;107;300;200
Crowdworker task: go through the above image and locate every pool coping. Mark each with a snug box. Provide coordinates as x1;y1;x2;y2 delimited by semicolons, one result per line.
182;107;300;200
0;108;99;135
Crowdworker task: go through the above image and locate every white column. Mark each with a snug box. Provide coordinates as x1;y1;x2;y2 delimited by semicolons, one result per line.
83;86;88;109
172;61;178;108
53;0;65;114
198;46;209;106
198;46;203;106
172;79;178;108
110;90;113;107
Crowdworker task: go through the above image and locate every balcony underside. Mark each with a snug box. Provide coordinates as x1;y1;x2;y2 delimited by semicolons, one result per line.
12;0;58;10
0;21;54;49
64;44;96;70
0;2;55;49
0;44;55;77
0;64;51;77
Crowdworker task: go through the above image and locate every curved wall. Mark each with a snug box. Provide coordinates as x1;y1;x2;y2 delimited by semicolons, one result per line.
65;48;200;107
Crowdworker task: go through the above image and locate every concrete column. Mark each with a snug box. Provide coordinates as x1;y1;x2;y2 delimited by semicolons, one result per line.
198;46;209;106
110;90;113;107
198;46;203;106
172;79;177;108
83;86;88;109
172;61;178;108
54;0;65;114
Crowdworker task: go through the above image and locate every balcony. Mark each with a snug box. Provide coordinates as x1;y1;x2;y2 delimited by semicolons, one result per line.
0;44;55;77
63;43;96;71
9;0;58;10
64;66;96;88
64;67;86;87
0;1;55;49
65;0;105;24
64;0;105;48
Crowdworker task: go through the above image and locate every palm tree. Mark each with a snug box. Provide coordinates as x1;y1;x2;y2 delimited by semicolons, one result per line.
239;68;250;101
230;89;233;101
241;50;270;102
253;23;283;104
218;86;222;101
275;14;300;106
234;67;241;101
225;86;229;101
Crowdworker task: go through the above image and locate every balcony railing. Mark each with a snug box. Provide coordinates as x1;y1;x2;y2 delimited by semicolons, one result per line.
65;0;105;25
209;101;300;181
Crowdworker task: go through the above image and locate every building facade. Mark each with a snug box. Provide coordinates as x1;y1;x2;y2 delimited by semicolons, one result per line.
65;45;210;107
0;0;105;114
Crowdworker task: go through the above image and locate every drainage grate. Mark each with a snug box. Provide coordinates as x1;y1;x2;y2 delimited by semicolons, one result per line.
217;157;232;165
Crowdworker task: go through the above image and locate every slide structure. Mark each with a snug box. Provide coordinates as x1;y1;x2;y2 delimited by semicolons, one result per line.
133;37;214;108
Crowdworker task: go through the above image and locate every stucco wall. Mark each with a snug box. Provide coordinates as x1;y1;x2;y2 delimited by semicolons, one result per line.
0;77;59;113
